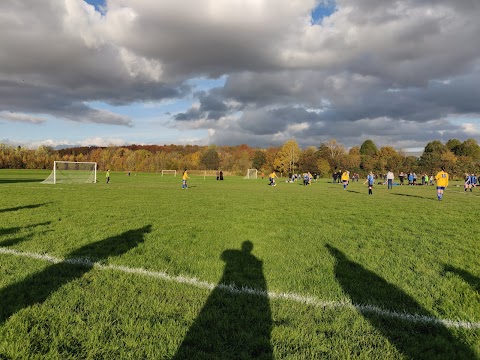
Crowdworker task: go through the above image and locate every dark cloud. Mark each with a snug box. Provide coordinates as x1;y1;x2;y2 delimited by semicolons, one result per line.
1;0;480;148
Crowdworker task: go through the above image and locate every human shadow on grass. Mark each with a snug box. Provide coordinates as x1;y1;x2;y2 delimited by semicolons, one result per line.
443;265;480;293
0;221;52;247
0;203;49;213
0;225;151;326
346;189;368;195
172;241;273;360
390;193;437;201
326;245;475;360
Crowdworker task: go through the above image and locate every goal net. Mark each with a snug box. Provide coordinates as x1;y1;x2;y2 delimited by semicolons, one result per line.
42;161;97;184
161;170;177;176
244;169;258;179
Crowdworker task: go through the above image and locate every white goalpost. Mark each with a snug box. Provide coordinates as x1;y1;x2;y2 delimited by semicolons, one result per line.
161;170;177;177
42;161;97;184
244;169;258;179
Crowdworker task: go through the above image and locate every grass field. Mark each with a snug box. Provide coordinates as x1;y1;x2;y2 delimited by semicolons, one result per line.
1;169;479;359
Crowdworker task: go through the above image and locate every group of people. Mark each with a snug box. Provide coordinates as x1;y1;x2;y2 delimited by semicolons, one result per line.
287;172;317;185
180;166;457;201
464;173;477;191
361;167;450;200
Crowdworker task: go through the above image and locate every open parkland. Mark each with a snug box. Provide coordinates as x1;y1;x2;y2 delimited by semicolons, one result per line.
0;169;479;359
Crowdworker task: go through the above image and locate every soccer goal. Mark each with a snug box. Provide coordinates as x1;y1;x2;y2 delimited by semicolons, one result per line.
161;170;177;177
42;161;97;184
244;169;258;179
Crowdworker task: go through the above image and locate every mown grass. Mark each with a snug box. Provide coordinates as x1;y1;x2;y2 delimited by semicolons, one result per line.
0;169;479;359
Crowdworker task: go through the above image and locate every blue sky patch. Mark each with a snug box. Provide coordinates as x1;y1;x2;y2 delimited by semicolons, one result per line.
84;0;106;14
311;1;336;25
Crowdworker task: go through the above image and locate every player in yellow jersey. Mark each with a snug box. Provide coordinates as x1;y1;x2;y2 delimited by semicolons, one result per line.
341;170;350;190
182;169;189;189
435;166;448;200
269;171;277;186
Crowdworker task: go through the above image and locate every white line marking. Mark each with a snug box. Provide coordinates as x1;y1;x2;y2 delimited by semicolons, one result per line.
1;247;479;330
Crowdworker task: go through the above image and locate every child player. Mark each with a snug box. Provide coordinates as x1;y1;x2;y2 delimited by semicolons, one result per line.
435;166;449;200
341;170;350;190
364;171;375;195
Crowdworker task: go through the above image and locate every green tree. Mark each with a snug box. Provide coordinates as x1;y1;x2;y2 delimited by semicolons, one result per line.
419;140;448;171
457;138;480;160
445;139;462;154
252;150;266;170
359;140;378;156
200;146;220;170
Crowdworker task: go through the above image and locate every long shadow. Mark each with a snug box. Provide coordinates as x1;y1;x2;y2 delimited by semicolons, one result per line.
0;225;151;326
390;193;436;201
173;241;273;360
326;245;475;359
0;179;44;184
347;189;368;195
0;221;51;237
0;203;49;213
0;221;52;247
444;265;480;293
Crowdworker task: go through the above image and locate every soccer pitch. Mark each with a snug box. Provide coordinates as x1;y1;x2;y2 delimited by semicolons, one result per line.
1;169;479;359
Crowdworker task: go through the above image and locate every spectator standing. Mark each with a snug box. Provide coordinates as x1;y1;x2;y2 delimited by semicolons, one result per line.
386;170;394;190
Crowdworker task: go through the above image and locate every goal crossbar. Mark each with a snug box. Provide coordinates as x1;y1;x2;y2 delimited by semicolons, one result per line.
42;161;97;184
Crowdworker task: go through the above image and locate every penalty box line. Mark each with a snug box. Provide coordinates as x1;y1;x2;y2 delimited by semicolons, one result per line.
1;246;479;330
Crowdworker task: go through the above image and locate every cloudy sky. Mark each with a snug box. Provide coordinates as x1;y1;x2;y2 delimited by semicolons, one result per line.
1;0;480;150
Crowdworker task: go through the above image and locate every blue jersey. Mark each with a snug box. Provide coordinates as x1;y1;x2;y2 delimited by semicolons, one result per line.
472;176;477;184
367;174;375;185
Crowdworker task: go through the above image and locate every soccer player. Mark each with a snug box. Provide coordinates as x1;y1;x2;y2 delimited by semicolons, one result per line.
464;173;472;192
364;171;375;195
341;170;350;190
269;171;277;186
435;166;449;200
106;169;110;184
182;169;189;189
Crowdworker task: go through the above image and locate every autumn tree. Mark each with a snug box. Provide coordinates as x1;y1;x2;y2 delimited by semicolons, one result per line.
318;139;346;170
297;146;318;172
273;139;301;174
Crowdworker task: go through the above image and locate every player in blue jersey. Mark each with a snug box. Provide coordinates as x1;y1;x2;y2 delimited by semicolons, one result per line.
364;172;375;195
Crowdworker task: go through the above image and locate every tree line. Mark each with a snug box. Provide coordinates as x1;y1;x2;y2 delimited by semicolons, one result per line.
1;138;479;179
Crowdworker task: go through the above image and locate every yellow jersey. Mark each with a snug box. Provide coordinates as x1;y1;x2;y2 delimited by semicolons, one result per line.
269;172;277;178
435;171;448;187
182;171;189;180
341;172;349;181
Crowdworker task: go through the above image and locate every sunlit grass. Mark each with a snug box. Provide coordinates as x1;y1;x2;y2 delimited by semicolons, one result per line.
1;169;479;359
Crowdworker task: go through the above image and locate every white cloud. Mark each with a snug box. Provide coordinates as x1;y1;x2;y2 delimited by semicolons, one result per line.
0;111;47;124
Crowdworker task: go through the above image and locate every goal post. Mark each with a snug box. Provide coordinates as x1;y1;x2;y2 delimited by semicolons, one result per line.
42;161;97;184
161;170;177;177
244;169;258;179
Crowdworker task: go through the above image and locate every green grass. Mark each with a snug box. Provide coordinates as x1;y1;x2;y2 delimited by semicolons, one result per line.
0;169;479;359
